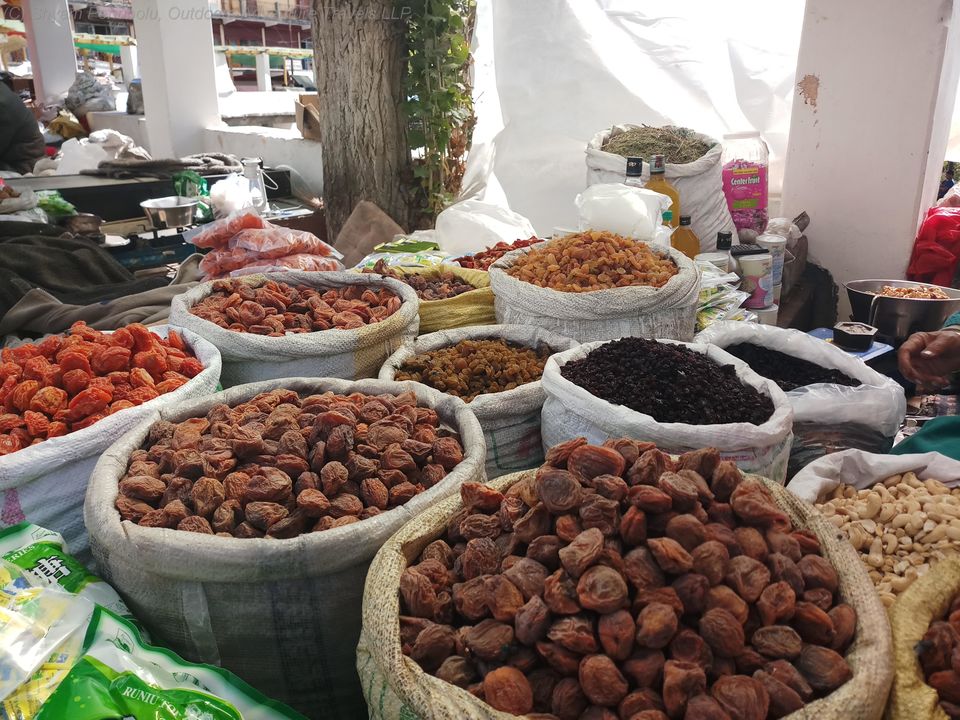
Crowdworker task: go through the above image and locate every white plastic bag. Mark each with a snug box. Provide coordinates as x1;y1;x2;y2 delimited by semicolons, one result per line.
786;449;960;503
0;188;38;214
540;340;795;482
209;173;254;218
585;124;735;250
379;325;579;479
694;322;906;437
54;139;110;176
574;183;670;241
434;199;536;257
488;241;701;343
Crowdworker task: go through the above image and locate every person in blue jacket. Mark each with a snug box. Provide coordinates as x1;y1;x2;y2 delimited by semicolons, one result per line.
898;311;960;386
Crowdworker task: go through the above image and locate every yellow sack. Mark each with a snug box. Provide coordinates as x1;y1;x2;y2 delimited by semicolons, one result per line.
358;472;894;720
886;556;960;720
388;265;494;334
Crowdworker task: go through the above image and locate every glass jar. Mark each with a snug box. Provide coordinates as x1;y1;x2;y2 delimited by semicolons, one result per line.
721;131;769;233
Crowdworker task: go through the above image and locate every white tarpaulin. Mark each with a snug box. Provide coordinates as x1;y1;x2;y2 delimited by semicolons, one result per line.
464;0;804;234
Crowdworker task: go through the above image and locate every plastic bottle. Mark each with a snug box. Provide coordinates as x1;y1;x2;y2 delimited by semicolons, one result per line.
721;132;769;233
624;157;644;189
645;154;680;228
671;215;700;259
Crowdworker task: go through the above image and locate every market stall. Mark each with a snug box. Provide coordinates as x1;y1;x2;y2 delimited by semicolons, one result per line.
4;8;960;720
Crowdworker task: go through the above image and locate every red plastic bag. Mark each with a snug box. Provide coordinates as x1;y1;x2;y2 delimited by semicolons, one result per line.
228;254;343;276
906;206;960;287
187;211;268;249
229;227;342;259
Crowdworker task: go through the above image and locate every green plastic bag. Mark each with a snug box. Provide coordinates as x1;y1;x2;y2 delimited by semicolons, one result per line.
0;522;133;623
35;607;306;720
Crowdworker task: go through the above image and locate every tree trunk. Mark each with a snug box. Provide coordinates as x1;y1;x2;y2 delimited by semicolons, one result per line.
311;0;412;240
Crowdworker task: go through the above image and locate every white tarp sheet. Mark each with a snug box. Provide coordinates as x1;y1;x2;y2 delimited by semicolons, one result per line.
464;0;805;234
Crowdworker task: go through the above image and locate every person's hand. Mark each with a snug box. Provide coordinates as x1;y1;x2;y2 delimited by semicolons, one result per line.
898;329;960;386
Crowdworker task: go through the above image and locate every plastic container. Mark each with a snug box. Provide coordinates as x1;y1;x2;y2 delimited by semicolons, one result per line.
756;233;787;285
756;304;779;325
721;131;769;234
740;251;773;309
696;252;730;272
772;283;782;304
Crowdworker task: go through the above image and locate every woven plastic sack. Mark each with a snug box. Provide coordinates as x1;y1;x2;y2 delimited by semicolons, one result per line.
169;271;419;387
0;326;221;564
84;377;485;720
540;340;795;483
487;242;700;343
585;124;736;250
695;322;907;436
357;471;893;720
887;556;960;720
384;265;495;335
379;324;579;478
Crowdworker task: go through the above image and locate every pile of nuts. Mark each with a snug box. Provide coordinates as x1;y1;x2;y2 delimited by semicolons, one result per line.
114;388;465;538
560;338;775;426
503;231;678;293
918;594;960;718
454;237;541;271
400;439;854;718
817;473;960;607
188;278;402;334
0;322;204;455
364;260;476;301
394;339;552;402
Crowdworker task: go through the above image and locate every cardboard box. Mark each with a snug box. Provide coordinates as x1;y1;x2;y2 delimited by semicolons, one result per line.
295;93;321;141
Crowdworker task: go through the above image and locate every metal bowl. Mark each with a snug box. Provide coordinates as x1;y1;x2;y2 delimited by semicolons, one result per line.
845;278;960;343
140;196;198;229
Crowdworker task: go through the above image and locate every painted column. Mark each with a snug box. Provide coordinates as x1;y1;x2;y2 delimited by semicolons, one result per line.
119;42;139;83
21;0;77;103
780;0;960;319
130;0;221;157
255;50;272;92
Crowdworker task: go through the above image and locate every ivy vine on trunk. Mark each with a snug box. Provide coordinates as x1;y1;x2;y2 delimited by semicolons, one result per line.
400;0;477;229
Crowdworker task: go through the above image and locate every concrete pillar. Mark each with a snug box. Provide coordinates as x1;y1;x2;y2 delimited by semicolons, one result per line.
780;0;960;320
21;0;77;103
255;51;272;92
119;43;139;83
131;0;221;157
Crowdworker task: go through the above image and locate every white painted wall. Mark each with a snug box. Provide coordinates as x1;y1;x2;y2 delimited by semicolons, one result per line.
21;0;77;103
119;44;139;83
781;0;960;320
203;126;323;199
130;0;222;157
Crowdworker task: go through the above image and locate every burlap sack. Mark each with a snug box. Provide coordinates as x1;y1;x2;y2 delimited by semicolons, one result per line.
357;471;893;720
85;377;485;720
886;556;960;720
487;241;700;343
378;325;579;479
169;271;420;387
387;265;495;335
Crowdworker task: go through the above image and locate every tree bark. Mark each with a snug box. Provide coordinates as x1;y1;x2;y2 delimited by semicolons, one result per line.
311;0;412;240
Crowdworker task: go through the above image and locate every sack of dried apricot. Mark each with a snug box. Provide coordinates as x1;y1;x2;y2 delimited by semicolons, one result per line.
84;377;485;720
360;262;496;334
357;440;893;720
487;232;700;343
169;270;420;387
380;324;579;479
0;323;221;563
